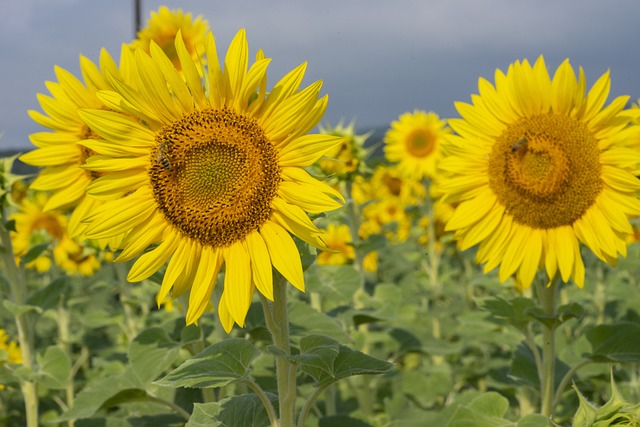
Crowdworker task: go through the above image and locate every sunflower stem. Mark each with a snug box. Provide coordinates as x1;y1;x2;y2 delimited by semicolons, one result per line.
265;273;297;427
536;275;560;424
0;210;39;427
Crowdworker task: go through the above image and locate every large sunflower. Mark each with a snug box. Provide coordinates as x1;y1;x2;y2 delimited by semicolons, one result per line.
384;110;450;180
79;29;345;331
439;56;640;288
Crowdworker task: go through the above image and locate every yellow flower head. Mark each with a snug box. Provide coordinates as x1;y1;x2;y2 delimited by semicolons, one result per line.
79;29;345;332
0;329;22;365
317;223;355;266
384;110;450;180
131;6;209;71
20;46;134;250
317;119;371;179
439;56;640;289
10;191;66;272
10;190;102;275
352;164;426;207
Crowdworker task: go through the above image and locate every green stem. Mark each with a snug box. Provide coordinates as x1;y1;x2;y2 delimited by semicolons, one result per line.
0;212;39;427
425;191;441;296
343;181;366;290
297;384;329;427
263;274;297;427
57;302;75;427
244;377;278;427
552;359;592;410
536;276;560;423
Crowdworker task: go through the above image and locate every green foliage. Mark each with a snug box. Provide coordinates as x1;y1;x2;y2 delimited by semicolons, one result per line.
156;339;261;389
186;394;278;427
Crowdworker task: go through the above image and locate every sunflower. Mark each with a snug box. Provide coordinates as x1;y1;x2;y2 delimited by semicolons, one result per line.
79;29;345;331
131;6;209;71
0;329;21;364
439;56;640;288
19;47;134;249
10;190;102;275
317;223;355;266
10;191;66;272
384;110;450;180
317;119;371;180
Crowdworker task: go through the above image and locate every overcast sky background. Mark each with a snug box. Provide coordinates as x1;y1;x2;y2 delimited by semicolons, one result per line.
2;0;640;151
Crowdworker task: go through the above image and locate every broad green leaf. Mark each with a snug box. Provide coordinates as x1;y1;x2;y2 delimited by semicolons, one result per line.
288;300;349;342
319;415;373;427
3;299;42;317
55;369;146;420
185;393;278;427
27;276;70;310
37;346;71;390
289;334;340;383
317;343;393;388
447;397;548;427
155;338;260;388
129;327;181;384
585;323;640;362
480;297;536;331
305;264;361;309
509;342;570;389
515;414;548;427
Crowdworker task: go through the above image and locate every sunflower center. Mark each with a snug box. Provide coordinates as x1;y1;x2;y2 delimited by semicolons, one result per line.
488;113;602;229
149;108;280;247
406;129;435;157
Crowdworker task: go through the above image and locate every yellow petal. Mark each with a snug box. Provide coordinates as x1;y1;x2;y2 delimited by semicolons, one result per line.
260;220;304;291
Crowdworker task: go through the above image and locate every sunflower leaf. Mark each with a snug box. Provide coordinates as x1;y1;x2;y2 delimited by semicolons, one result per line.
479;296;536;331
154;338;260;389
186;393;278;427
585;323;640;363
36;346;71;390
128;327;181;384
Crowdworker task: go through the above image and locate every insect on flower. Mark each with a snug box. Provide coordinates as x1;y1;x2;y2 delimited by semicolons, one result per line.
511;137;527;153
156;141;171;170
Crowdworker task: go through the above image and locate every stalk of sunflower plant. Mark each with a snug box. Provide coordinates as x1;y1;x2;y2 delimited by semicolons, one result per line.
0;156;38;427
78;28;344;426
438;56;640;421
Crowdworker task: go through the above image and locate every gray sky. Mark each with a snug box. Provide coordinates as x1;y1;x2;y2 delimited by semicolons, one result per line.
2;0;639;150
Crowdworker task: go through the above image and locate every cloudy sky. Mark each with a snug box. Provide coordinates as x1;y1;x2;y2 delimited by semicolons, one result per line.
1;0;639;150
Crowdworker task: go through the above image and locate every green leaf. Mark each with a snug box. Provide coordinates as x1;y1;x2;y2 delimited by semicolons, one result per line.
480;297;536;331
129;327;181;384
329;345;393;387
305;265;361;307
585;323;640;362
55;369;146;420
27;276;70;310
21;242;50;264
509;342;571;389
37;346;71;390
186;393;278;427
155;338;260;388
289;334;340;383
447;392;510;427
3;299;42;317
319;415;373;427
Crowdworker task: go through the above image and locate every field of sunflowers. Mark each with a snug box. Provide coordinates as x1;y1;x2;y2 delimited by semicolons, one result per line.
2;6;640;427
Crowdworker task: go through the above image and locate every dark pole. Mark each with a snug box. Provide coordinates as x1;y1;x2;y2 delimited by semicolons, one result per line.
134;0;142;35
